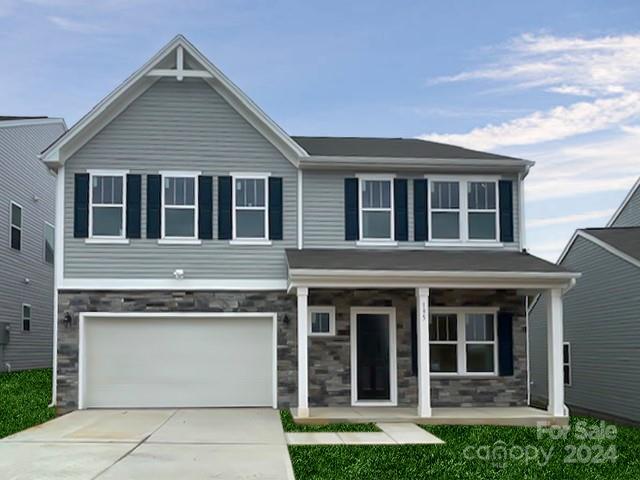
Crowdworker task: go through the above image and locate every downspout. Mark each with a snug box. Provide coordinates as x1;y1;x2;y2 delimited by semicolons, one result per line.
525;295;531;406
297;169;303;250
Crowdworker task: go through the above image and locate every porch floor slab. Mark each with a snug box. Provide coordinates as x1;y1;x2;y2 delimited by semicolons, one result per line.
291;407;569;427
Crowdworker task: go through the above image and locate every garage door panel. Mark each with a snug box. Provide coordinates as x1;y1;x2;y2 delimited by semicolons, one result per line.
83;316;274;408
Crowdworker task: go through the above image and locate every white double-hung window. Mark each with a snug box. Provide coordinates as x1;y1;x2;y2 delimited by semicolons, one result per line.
89;171;126;238
162;172;198;239
429;308;498;376
359;177;394;241
428;177;499;243
233;175;268;241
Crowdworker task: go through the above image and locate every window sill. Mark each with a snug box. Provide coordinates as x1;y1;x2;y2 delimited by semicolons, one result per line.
229;239;272;246
157;238;202;245
308;332;335;337
431;373;498;379
85;238;130;245
356;240;398;247
425;241;503;248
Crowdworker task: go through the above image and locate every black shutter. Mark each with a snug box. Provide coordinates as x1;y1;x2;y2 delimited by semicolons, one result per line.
499;180;514;243
414;179;428;241
411;307;418;376
73;173;89;238
394;178;408;241
126;174;141;239
146;174;161;239
198;176;213;240
268;177;283;240
218;176;232;240
498;312;514;376
344;178;359;240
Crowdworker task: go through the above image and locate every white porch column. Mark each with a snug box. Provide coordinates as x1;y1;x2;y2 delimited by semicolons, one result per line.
546;288;565;417
416;287;432;417
297;287;309;418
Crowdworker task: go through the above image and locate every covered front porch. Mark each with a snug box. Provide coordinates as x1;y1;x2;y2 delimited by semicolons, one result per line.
286;249;579;425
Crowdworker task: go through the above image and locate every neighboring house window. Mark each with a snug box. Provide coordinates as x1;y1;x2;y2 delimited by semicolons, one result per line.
233;176;268;240
162;173;198;239
90;172;126;238
430;181;460;240
429;308;498;375
359;177;394;240
428;178;499;243
467;181;497;240
44;222;54;265
308;306;336;336
563;342;572;386
22;304;31;332
10;202;22;250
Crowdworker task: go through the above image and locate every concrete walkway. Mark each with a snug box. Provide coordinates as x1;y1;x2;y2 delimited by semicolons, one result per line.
286;422;444;445
0;409;295;480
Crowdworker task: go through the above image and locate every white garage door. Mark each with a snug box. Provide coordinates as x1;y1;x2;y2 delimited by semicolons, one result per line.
81;314;275;409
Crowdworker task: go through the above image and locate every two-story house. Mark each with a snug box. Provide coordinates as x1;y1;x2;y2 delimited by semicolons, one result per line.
41;36;578;424
0;116;66;372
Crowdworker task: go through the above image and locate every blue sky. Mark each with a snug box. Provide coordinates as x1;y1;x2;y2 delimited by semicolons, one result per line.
2;0;639;260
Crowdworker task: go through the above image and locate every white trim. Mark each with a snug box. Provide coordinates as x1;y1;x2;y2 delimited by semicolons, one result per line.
77;311;279;410
518;172;526;249
606;177;640;227
300;156;534;172
21;303;32;332
147;69;213;79
60;278;287;290
547;288;566;416
416;287;431;417
9;201;23;251
85;238;130;245
290;268;579;281
41;35;306;168
297;287;309;417
563;341;572;387
308;306;336;336
355;173;397;179
427;175;500;244
88;170;127;241
50;167;64;407
161;172;199;241
87;169;130;176
0;117;66;129
428;307;499;377
232;173;269;241
350;306;398;407
356;240;398;247
358;176;395;242
297;170;303;250
44;221;55;265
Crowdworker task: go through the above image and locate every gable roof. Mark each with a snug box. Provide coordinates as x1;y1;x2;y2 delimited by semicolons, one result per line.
292;136;524;161
581;227;640;263
606;177;640;227
41;35;307;169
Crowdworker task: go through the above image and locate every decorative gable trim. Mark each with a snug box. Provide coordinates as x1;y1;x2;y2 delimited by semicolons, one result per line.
40;35;307;169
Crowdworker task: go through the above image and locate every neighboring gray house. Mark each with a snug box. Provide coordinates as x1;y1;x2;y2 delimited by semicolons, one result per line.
41;35;578;424
0;116;66;371
530;178;640;424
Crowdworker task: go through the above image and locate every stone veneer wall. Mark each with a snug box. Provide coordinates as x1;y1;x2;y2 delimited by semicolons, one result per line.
56;288;527;412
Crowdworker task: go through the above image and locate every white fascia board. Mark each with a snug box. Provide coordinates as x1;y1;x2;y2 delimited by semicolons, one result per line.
606;177;640;227
299;156;533;173
0;118;66;129
41;35;306;168
60;278;287;291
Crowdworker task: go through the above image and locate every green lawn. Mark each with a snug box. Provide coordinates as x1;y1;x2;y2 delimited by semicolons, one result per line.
286;414;640;479
0;368;55;438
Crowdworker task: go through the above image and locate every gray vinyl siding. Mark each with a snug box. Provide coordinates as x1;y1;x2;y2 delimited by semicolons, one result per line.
0;121;64;371
611;186;640;227
529;236;640;423
63;78;297;279
302;170;520;249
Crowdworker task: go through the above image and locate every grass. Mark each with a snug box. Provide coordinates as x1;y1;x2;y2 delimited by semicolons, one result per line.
287;415;640;479
280;409;379;432
0;368;55;438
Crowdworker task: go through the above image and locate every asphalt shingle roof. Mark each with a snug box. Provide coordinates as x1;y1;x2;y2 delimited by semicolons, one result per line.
582;227;640;262
291;136;522;161
286;249;571;274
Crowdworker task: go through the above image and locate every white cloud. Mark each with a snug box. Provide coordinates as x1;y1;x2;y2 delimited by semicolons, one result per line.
47;15;103;33
526;175;637;201
421;33;640;150
527;209;615;228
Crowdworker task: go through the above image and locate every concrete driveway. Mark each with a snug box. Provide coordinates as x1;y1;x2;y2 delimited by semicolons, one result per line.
0;408;295;479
